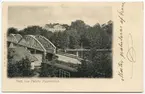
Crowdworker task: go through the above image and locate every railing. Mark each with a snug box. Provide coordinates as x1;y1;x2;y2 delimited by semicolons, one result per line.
65;49;112;52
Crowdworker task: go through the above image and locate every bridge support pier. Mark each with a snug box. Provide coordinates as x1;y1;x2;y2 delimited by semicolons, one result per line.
34;49;36;54
42;52;47;60
76;51;79;57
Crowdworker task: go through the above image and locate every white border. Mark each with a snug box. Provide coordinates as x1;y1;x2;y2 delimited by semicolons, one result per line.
0;0;144;94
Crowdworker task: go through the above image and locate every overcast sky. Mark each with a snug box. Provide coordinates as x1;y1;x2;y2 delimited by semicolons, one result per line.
8;5;112;30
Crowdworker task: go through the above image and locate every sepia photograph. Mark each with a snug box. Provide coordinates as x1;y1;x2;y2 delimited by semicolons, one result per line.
7;6;113;78
2;2;144;92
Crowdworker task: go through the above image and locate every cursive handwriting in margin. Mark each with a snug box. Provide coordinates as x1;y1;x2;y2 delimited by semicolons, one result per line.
118;2;125;81
126;33;136;79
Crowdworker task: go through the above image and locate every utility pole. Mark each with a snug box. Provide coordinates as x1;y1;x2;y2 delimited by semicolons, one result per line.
81;43;83;58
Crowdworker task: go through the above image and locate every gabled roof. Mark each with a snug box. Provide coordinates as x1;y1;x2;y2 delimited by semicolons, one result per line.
56;54;81;65
8;47;38;62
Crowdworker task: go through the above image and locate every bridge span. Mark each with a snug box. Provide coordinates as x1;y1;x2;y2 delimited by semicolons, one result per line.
7;34;112;77
7;34;56;55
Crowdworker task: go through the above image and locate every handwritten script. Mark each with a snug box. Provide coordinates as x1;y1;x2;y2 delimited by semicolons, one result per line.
118;2;125;81
117;2;136;81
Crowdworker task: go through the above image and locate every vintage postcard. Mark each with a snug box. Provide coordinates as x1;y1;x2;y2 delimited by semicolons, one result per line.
2;2;143;92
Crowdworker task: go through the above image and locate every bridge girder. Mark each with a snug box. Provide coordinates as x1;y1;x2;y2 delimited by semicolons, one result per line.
24;35;46;52
7;34;56;54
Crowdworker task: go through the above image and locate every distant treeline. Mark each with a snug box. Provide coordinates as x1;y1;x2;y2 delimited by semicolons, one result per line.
8;20;113;50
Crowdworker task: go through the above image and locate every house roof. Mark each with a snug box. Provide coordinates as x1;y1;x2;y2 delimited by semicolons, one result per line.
56;54;81;65
8;47;38;62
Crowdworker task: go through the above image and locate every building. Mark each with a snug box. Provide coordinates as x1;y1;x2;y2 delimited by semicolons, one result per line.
44;24;66;32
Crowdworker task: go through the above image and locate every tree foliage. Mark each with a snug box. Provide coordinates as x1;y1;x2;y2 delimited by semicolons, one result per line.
8;57;34;77
7;20;113;78
7;27;18;36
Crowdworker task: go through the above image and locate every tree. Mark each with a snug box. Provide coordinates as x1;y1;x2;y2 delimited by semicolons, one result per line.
101;20;113;48
7;47;34;77
70;20;89;47
59;31;69;49
70;20;87;32
8;61;21;77
17;57;32;77
8;57;33;77
19;25;45;36
40;30;53;40
7;27;18;35
67;29;80;49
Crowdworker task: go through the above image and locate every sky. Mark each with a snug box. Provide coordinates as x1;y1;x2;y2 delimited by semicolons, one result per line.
8;5;112;30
